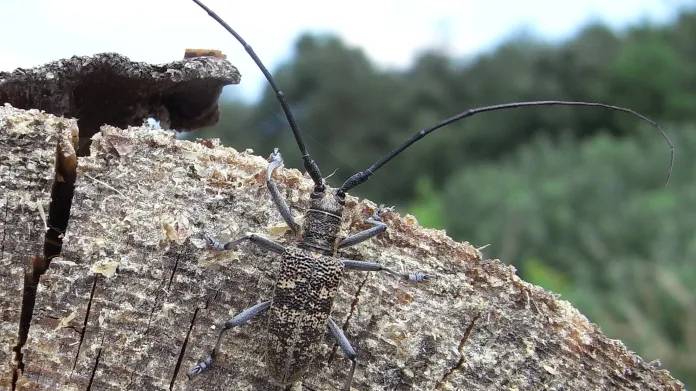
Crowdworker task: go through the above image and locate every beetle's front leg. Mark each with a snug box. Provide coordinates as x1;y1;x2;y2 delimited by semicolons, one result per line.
337;207;389;249
266;148;300;235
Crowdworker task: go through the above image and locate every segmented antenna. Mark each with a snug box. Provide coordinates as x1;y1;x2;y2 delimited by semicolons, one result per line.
191;0;325;192
338;101;674;195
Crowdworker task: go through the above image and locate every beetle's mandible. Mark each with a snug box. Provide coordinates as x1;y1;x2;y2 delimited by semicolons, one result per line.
187;0;675;389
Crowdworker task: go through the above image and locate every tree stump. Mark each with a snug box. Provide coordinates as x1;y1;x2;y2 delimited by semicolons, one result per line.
0;54;686;391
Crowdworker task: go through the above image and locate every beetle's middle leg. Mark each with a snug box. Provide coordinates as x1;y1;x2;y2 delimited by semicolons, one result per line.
187;300;272;377
337;208;388;249
327;317;357;391
342;259;436;281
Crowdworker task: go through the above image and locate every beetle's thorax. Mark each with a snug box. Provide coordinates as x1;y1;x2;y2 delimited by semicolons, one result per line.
298;188;344;255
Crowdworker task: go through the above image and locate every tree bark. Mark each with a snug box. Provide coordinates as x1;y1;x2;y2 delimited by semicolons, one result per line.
0;55;687;391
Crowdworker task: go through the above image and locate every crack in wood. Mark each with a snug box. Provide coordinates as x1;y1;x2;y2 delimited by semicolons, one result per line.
143;247;174;337
72;277;99;371
44;180;75;261
12;255;47;391
143;292;162;337
7;134;77;390
10;362;19;391
434;313;481;390
85;334;105;391
341;274;370;332
169;305;203;390
1;195;8;261
167;253;181;291
166;292;218;389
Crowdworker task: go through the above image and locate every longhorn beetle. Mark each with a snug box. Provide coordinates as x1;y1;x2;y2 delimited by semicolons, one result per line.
187;1;675;389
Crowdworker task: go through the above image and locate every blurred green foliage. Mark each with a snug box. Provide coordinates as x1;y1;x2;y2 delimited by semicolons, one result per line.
184;8;696;386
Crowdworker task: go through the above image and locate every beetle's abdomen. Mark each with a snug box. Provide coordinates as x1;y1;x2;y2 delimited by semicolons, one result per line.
266;247;344;386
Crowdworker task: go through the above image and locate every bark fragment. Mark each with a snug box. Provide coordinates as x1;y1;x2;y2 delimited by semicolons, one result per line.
0;53;240;155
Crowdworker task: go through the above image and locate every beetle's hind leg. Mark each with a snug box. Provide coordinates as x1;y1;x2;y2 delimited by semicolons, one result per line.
342;259;436;281
187;301;272;378
327;318;357;391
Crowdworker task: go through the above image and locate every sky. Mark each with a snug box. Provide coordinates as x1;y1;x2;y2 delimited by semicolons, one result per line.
1;0;693;101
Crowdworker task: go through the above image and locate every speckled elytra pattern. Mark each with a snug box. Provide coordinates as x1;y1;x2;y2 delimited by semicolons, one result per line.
265;246;345;386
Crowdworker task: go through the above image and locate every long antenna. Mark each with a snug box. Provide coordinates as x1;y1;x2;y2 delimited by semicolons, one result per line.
338;101;674;195
191;0;325;192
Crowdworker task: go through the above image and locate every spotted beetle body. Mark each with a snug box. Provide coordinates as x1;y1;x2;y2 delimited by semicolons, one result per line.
266;247;344;386
187;154;433;390
265;192;348;385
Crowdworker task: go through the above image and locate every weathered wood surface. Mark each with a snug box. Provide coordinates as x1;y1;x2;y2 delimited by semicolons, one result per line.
0;105;78;391
0;105;685;391
0;50;686;391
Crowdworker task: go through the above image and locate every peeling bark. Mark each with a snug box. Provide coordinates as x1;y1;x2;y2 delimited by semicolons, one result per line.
0;53;240;156
0;104;686;391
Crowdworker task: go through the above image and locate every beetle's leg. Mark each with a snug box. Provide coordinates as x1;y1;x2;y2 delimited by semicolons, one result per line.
327;318;357;391
187;300;272;378
342;259;436;282
337;208;388;249
266;148;300;235
205;233;285;254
